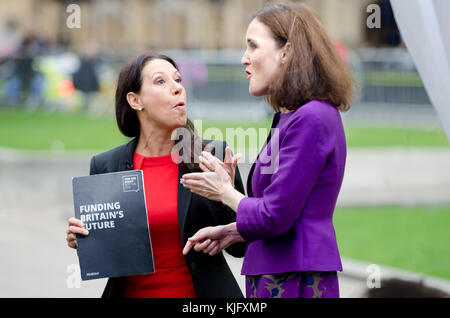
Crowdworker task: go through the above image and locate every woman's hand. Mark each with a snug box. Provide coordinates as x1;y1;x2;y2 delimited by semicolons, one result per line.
66;217;89;249
182;154;233;202
182;223;245;256
199;147;242;188
183;149;246;210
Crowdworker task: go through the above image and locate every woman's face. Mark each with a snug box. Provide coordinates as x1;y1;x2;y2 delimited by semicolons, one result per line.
241;18;284;96
134;59;187;131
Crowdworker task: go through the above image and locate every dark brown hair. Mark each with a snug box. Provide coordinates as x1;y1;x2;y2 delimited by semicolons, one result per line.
115;52;209;172
254;2;354;112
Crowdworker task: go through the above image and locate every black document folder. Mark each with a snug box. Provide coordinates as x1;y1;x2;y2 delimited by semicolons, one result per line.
72;170;154;280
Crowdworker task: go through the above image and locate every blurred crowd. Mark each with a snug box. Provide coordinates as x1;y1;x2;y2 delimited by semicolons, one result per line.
0;16;155;116
0;21;214;115
0;20;106;113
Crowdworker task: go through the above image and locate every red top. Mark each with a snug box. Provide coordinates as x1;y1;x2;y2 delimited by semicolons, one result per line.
122;151;196;298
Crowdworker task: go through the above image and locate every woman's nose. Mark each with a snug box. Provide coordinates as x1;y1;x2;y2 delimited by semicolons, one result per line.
241;50;250;66
172;81;184;95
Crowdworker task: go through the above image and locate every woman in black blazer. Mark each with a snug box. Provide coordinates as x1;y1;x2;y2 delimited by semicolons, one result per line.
66;52;246;298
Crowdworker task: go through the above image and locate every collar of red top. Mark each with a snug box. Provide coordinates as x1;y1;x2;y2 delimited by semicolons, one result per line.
133;152;179;170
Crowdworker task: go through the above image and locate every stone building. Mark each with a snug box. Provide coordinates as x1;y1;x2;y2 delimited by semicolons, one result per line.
0;0;395;54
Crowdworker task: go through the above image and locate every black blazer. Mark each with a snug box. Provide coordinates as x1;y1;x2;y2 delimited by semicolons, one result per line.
88;137;247;298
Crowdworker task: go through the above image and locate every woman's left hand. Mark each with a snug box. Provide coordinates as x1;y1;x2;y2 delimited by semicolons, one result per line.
182;223;245;256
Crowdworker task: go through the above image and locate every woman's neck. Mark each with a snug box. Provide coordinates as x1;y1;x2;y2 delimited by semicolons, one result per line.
280;107;293;114
136;126;175;157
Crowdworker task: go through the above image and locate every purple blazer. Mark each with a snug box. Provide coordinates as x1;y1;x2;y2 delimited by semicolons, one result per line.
236;100;346;275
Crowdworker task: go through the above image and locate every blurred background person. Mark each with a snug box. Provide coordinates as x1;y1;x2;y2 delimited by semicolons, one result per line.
0;19;22;60
72;43;100;113
5;34;45;107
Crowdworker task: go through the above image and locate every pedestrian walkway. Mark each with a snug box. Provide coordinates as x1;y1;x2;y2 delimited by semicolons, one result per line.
1;146;449;297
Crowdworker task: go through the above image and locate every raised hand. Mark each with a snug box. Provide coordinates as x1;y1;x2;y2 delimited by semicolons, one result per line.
198;148;242;188
182;150;246;211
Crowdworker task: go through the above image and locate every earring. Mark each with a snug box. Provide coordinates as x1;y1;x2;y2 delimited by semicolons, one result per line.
138;107;143;111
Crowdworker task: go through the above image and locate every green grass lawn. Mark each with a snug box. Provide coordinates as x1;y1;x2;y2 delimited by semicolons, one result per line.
344;126;449;148
334;205;450;280
0;109;448;151
201;120;449;149
0;109;128;151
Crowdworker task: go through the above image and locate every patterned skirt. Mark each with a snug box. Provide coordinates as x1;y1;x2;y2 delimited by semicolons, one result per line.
245;271;339;298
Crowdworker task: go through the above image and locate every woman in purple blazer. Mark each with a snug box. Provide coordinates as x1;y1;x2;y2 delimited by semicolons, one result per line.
182;2;354;298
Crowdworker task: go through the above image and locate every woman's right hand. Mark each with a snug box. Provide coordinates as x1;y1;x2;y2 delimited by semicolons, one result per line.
182;222;245;256
66;217;89;249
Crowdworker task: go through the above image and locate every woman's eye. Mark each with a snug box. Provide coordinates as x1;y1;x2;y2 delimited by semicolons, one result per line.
175;78;182;83
156;79;165;84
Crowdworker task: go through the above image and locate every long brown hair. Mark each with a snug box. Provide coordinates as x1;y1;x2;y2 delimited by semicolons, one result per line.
115;52;209;172
254;2;354;112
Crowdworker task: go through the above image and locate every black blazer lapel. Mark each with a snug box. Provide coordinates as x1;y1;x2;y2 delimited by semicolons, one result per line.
177;165;192;243
118;137;139;171
246;163;256;198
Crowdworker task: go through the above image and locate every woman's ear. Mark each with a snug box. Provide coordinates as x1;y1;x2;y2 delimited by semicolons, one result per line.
280;42;292;65
126;92;143;111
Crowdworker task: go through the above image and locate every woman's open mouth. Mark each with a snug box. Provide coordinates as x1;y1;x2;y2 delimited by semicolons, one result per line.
174;102;186;109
